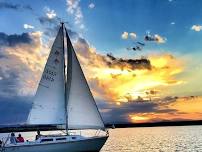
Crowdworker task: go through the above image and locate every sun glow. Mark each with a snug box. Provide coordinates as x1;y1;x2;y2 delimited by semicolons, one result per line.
86;54;184;102
130;115;150;123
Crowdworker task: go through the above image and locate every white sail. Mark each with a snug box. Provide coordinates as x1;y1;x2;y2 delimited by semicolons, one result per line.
65;29;105;130
27;27;66;125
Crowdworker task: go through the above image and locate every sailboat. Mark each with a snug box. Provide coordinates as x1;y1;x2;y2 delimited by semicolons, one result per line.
0;23;108;152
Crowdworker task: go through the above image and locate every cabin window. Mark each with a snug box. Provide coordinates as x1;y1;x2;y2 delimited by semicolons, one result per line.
41;138;53;142
72;137;76;139
56;138;66;141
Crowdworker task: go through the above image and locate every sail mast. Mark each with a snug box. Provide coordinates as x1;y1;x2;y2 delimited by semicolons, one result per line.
61;22;68;132
65;27;72;132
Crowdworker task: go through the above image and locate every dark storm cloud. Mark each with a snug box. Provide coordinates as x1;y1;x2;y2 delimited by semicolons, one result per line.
0;32;32;47
100;102;158;123
0;96;32;125
97;100;176;123
0;2;33;11
106;53;152;70
97;101;158;123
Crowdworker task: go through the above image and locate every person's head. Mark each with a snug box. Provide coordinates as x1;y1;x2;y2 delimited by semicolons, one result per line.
37;130;40;135
11;132;15;136
18;134;21;137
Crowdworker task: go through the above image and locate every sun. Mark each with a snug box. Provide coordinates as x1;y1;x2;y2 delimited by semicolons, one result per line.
129;115;150;123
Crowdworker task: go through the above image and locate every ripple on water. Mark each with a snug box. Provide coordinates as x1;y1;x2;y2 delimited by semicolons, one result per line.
101;126;202;152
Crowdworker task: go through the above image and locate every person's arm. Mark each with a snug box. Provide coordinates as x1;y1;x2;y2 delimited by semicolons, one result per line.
15;137;19;143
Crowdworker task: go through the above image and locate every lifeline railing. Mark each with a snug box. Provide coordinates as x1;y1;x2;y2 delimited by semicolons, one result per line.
0;135;10;152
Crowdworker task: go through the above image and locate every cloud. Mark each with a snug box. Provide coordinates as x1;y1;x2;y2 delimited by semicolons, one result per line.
38;13;61;37
66;0;84;28
129;32;137;39
128;96;202;123
38;7;61;29
171;22;175;25
0;2;32;11
44;6;57;19
88;3;95;9
0;29;190;124
0;31;46;97
121;32;137;40
23;24;34;29
70;35;183;102
101;101;159;123
0;28;183;105
0;32;32;47
38;16;59;26
191;25;202;32
106;53;151;70
121;32;128;39
0;27;80;98
154;34;166;43
144;32;166;43
98;98;178;123
79;24;85;29
103;96;202;123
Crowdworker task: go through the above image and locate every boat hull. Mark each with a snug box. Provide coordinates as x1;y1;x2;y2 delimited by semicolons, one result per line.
3;136;108;152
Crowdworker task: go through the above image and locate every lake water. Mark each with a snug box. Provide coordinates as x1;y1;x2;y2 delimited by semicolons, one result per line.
101;126;202;152
1;126;201;151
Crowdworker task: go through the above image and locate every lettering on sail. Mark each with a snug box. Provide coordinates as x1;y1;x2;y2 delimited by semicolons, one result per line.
41;50;60;83
42;69;57;82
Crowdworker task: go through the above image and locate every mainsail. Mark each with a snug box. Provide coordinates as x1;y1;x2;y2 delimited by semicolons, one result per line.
28;26;66;125
65;29;105;130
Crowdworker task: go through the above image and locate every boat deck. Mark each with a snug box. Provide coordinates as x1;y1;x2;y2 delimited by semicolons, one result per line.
5;135;86;147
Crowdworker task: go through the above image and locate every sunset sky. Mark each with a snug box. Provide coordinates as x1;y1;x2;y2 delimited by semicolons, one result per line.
0;0;202;124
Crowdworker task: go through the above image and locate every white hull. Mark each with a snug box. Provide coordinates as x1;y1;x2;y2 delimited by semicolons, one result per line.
3;136;108;152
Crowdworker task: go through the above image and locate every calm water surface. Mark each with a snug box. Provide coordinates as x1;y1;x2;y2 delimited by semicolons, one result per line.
101;126;202;152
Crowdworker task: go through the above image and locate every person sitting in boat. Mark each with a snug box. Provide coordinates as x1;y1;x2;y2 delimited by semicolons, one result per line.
17;134;24;143
35;130;41;140
10;132;18;144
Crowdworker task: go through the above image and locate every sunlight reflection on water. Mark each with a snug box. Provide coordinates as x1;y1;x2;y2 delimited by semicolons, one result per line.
101;126;202;152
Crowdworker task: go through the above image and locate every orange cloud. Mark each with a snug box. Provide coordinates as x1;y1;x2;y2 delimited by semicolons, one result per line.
129;112;202;123
168;96;202;114
75;41;185;102
128;97;202;123
0;31;185;103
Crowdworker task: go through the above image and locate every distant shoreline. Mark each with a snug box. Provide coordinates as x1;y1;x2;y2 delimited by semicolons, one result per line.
1;120;202;133
106;120;202;128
